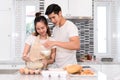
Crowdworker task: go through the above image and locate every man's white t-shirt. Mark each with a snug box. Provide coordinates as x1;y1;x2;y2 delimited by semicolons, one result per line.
52;20;79;68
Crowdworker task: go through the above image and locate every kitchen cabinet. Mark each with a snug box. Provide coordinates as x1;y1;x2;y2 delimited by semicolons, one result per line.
44;0;92;17
0;0;13;61
0;64;25;69
0;0;11;10
0;11;11;61
69;0;92;17
101;64;120;80
13;64;25;69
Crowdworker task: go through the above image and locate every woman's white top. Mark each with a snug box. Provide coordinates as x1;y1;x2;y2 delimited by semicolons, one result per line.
25;34;55;59
25;35;55;46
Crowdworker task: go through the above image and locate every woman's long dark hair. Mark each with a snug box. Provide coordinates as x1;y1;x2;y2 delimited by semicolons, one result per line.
34;12;51;36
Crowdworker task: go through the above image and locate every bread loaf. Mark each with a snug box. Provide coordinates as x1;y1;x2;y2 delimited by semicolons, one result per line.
64;64;82;74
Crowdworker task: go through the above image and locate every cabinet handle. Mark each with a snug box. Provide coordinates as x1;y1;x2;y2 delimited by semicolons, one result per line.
12;65;16;67
8;35;11;37
11;65;14;67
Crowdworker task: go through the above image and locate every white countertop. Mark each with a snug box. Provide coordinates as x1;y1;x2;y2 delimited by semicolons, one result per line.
78;60;120;65
0;71;107;80
0;60;120;65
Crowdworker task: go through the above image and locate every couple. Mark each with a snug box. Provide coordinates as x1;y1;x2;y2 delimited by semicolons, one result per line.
22;4;80;69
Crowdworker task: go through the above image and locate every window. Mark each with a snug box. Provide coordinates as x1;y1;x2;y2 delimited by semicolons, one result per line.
94;2;111;55
97;6;107;53
26;6;35;37
13;0;40;61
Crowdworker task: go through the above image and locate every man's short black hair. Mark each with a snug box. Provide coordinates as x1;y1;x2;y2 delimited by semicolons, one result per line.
45;4;61;15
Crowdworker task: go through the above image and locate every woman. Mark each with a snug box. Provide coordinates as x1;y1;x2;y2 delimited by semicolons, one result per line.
21;12;56;74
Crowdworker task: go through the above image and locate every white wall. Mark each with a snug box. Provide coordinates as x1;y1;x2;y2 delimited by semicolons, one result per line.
110;1;120;62
116;2;120;62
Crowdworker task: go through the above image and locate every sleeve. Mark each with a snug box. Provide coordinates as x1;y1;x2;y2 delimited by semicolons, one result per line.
25;35;34;45
49;37;56;49
52;27;55;38
68;22;79;37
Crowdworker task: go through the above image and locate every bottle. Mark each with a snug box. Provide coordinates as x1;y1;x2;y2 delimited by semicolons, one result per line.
86;54;92;60
92;54;96;61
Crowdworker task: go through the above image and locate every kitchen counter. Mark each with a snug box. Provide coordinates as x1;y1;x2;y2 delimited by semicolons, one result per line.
0;71;106;80
0;59;120;65
78;60;120;65
0;61;24;65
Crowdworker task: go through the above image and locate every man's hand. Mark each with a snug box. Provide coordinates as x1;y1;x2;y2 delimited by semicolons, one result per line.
43;40;55;48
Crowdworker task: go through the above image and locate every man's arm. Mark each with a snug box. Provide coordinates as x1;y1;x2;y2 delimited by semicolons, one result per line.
44;36;80;50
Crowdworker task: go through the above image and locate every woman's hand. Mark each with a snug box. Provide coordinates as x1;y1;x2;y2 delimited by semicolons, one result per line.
42;59;48;69
22;56;31;62
42;59;48;66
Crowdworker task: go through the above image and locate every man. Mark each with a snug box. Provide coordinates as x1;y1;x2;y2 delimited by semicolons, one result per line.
44;4;80;68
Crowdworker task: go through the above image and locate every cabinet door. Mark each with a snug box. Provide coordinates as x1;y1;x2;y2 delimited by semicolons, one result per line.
0;0;11;10
0;11;12;60
69;0;92;17
0;0;12;60
0;64;25;69
44;0;68;17
0;65;13;69
13;64;25;69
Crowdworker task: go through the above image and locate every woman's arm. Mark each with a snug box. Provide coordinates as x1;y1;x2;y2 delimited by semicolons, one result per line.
22;43;31;61
47;48;56;64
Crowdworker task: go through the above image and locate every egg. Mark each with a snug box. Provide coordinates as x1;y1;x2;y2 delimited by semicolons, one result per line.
34;69;40;74
24;68;30;75
29;69;35;75
19;68;25;74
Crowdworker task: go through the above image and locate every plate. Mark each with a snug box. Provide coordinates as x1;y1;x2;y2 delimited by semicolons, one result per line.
69;67;97;77
70;73;97;76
